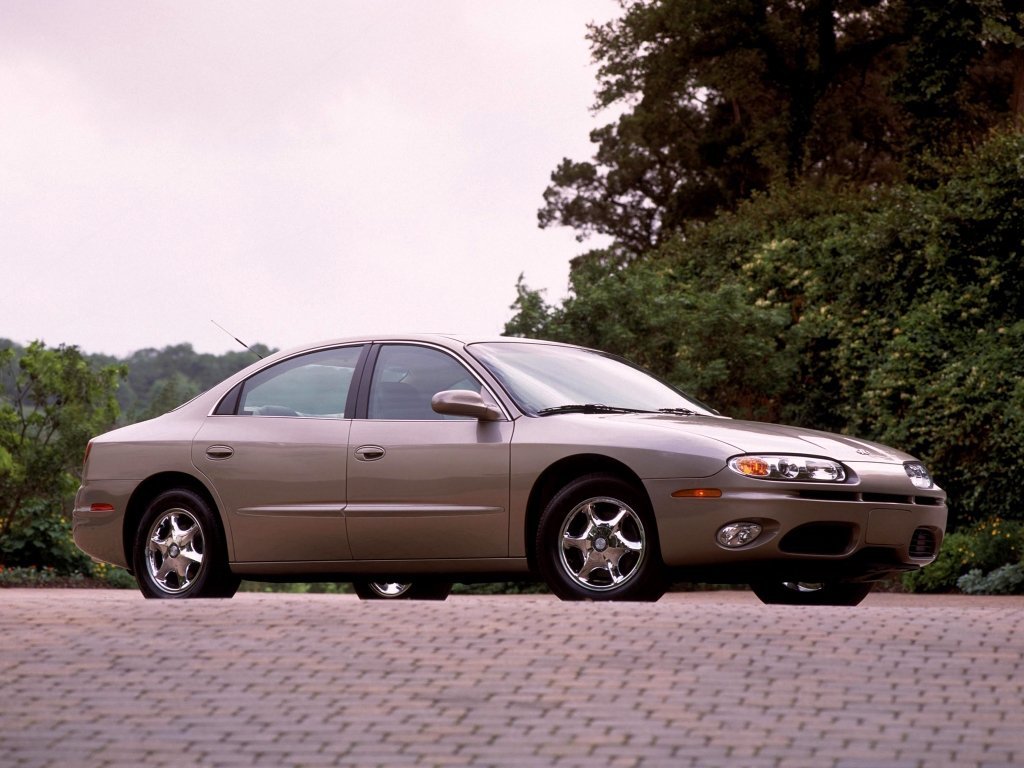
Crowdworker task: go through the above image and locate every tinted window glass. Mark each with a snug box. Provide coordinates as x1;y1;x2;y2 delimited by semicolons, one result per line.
468;341;714;416
368;345;480;420
239;346;363;418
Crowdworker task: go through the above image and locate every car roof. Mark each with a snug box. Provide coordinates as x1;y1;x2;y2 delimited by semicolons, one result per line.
270;333;575;357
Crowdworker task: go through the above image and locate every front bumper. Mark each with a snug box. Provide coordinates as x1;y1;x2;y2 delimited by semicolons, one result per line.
647;464;947;582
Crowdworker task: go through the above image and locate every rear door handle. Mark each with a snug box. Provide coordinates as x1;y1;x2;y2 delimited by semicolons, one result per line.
354;445;385;461
205;445;234;460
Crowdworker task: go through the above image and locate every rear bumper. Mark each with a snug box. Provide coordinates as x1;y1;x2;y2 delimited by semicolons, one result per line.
72;481;136;569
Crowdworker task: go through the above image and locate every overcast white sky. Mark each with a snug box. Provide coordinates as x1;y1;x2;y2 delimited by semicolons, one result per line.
1;1;619;357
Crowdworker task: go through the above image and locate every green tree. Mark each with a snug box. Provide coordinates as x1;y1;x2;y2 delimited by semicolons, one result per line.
894;0;1024;165
136;372;201;422
0;343;126;569
541;0;1022;255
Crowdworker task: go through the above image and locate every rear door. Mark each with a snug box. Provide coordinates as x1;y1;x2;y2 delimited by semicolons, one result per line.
192;344;365;562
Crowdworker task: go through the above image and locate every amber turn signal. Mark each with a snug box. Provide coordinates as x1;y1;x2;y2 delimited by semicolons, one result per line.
671;488;722;498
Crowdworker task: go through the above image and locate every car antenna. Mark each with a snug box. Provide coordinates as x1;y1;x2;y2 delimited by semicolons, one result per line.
211;320;264;360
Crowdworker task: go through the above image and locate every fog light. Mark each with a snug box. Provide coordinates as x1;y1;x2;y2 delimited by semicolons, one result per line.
717;522;763;548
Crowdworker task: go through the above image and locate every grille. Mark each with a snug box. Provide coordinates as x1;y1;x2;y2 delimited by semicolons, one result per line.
862;492;913;505
909;527;938;559
797;490;858;502
797;490;941;506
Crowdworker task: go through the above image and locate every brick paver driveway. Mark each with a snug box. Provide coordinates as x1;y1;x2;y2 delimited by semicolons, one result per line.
1;589;1022;768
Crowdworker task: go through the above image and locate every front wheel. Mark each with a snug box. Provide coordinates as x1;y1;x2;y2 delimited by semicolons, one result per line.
749;580;873;606
536;474;665;601
132;489;239;599
352;580;451;600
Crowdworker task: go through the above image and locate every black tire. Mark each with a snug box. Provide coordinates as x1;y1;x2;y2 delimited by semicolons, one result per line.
749;580;873;606
536;474;665;601
132;488;240;599
352;579;452;600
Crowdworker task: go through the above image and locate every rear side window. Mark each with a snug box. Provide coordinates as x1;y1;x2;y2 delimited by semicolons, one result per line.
235;345;364;418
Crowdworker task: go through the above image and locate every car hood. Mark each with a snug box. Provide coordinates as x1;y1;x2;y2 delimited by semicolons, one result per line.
617;414;913;463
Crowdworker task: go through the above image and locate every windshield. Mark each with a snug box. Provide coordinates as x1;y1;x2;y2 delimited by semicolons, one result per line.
467;341;716;417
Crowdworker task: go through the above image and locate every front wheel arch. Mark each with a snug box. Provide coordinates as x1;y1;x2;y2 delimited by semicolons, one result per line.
536;473;666;601
524;455;649;571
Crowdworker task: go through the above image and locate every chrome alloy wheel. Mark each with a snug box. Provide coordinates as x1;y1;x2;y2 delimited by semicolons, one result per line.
368;582;413;598
144;507;205;595
558;496;646;592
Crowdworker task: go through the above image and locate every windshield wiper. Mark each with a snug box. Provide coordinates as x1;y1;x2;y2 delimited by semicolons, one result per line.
537;404;651;416
658;407;698;416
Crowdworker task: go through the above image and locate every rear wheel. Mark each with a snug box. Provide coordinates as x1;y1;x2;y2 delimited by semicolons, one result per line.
749;580;873;606
132;489;239;599
352;579;451;600
536;474;665;601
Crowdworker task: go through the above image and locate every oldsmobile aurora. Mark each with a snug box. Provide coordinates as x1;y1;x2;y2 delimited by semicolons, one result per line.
73;335;947;604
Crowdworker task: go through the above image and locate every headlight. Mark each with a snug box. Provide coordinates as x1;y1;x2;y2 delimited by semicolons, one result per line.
904;462;933;489
728;455;846;482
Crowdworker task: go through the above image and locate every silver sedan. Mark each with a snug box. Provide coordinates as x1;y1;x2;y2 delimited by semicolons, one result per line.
73;335;947;605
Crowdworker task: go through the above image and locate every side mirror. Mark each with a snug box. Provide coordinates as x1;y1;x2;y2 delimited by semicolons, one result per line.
431;390;503;421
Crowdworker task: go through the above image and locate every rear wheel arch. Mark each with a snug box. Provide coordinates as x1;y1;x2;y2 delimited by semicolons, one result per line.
123;472;227;569
524;455;650;570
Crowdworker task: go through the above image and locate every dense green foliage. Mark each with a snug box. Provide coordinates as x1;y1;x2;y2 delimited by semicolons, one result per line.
541;0;1023;254
0;343;126;572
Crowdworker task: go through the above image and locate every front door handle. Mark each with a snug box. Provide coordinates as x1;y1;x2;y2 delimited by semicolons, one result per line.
354;445;385;461
205;445;234;460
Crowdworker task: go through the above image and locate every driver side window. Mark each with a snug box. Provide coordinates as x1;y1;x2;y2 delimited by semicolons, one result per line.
368;345;481;420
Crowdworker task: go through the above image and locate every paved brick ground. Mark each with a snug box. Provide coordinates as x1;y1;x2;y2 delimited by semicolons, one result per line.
1;589;1022;768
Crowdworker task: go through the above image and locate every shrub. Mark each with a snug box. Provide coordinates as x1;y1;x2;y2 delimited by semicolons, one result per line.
957;564;1024;595
0;499;92;575
88;561;136;589
904;517;1023;592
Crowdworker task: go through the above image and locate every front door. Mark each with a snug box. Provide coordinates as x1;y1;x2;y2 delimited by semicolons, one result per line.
345;344;512;560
